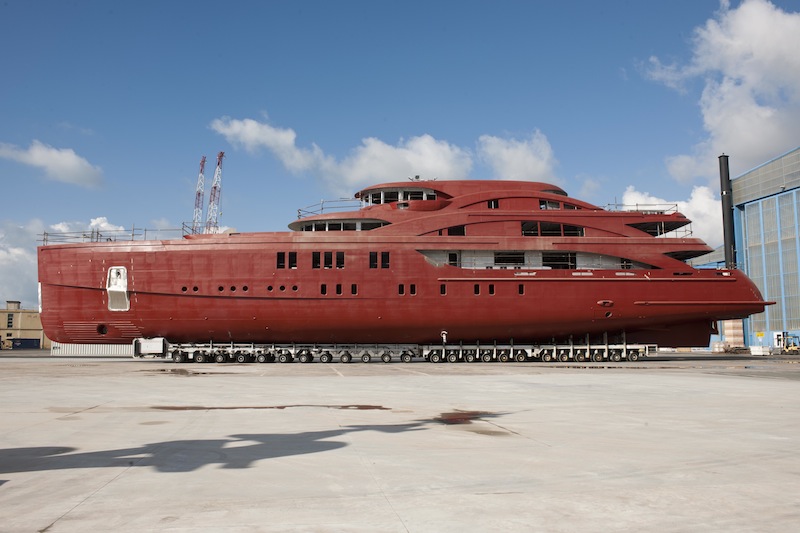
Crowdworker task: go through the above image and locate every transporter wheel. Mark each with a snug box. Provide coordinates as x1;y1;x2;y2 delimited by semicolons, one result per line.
465;352;476;363
214;353;227;364
610;352;622;362
627;351;639;362
340;352;352;364
515;351;527;362
195;353;207;363
256;354;268;363
498;352;510;363
542;352;553;363
429;352;442;363
481;352;493;363
235;353;248;364
591;352;603;362
447;353;458;363
172;352;186;364
320;352;333;363
298;351;313;363
381;353;392;363
361;354;371;363
401;353;413;363
558;352;569;362
278;353;291;364
575;352;586;363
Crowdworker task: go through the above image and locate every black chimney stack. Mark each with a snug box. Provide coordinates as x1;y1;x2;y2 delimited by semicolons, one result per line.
718;154;736;269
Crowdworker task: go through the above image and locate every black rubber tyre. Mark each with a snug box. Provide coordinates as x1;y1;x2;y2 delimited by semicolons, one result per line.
278;353;290;364
447;353;458;363
340;353;352;364
320;353;333;363
214;353;227;364
401;353;413;363
195;353;207;363
482;353;493;362
172;352;185;364
235;354;248;364
430;352;442;363
628;351;640;362
381;353;392;363
465;353;476;363
256;354;268;363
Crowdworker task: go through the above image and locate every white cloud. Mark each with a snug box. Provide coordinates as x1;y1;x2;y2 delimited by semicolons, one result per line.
621;185;723;247
0;219;45;309
211;116;563;194
646;0;800;182
0;140;103;187
477;131;560;184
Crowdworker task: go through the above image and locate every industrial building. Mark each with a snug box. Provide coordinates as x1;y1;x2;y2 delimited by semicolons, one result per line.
732;146;800;349
1;300;50;350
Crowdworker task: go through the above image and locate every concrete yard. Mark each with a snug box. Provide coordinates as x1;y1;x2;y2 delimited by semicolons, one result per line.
1;352;799;532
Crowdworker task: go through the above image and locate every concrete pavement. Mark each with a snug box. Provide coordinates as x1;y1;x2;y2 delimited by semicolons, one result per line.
1;353;799;532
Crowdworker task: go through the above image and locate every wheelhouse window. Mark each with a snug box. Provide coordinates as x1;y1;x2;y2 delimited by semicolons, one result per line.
488;199;499;209
540;200;561;210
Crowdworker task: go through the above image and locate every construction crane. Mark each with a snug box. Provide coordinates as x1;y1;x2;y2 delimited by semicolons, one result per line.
204;151;224;234
191;156;206;234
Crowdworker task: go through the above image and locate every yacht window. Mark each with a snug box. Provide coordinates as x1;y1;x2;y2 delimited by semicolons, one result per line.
540;200;560;210
521;222;539;236
447;225;466;236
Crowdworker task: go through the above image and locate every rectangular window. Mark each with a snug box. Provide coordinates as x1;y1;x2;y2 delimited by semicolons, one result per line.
410;284;417;295
540;222;562;236
381;251;390;269
563;225;584;237
288;252;297;269
369;251;378;269
336;251;345;269
521;221;539;236
351;284;358;295
540;200;560;210
6;313;13;328
621;258;632;270
447;225;466;236
518;284;525;295
277;252;286;269
488;199;499;209
320;283;327;295
336;284;342;295
488;284;495;295
495;251;525;267
474;284;480;295
440;284;447;295
312;252;321;269
324;251;333;269
542;252;576;270
398;284;405;295
447;252;460;267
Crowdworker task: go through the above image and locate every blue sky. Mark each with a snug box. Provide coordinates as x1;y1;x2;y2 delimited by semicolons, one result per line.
2;0;800;308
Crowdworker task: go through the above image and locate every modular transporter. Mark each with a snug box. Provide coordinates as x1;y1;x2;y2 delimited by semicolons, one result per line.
37;179;771;363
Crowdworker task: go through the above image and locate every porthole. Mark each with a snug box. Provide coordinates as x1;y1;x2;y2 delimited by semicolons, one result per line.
230;286;236;292
279;285;286;291
242;286;249;292
97;324;108;335
292;285;298;291
181;286;188;292
218;286;224;292
267;285;273;292
192;286;199;292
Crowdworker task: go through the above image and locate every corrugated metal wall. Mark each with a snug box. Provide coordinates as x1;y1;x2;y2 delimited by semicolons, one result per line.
51;342;133;356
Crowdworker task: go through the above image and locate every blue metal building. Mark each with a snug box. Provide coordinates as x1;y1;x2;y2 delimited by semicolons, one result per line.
732;146;800;347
